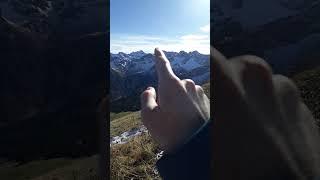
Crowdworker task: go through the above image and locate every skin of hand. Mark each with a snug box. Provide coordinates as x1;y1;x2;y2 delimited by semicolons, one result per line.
140;48;210;153
211;47;320;179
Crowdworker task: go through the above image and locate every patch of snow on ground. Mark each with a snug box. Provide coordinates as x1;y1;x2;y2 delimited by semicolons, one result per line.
155;151;164;160
110;126;148;145
110;126;165;176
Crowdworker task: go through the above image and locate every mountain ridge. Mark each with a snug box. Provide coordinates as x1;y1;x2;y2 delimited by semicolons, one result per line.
213;0;320;75
110;50;210;105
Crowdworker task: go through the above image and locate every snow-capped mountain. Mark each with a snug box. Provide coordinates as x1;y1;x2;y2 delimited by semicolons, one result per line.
110;50;210;102
214;0;320;75
110;50;209;75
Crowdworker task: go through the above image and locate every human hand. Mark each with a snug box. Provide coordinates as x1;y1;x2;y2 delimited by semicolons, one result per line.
211;47;320;179
140;48;210;152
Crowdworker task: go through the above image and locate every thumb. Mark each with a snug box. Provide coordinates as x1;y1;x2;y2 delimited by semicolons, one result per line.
140;87;159;117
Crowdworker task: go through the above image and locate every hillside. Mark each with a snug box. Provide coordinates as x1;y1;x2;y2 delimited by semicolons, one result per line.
202;82;210;99
0;155;99;180
292;66;320;126
0;10;107;161
110;65;320;179
0;1;107;179
110;82;210;179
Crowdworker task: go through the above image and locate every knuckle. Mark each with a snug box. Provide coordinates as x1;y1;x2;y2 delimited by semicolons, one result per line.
235;55;273;85
273;75;300;99
196;85;204;94
235;55;272;75
183;79;196;91
183;79;195;86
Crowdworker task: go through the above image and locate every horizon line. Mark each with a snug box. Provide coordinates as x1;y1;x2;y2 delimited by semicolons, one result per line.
110;50;210;55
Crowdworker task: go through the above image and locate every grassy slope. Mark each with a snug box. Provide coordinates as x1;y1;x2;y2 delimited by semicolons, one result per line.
110;112;135;122
0;155;99;180
292;66;320;126
202;82;210;99
110;69;320;180
110;111;142;137
110;111;161;179
110;82;211;180
111;134;160;180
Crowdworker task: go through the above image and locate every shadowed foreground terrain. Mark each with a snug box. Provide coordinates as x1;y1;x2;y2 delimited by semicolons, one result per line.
0;155;99;180
0;7;107;180
0;14;106;160
110;83;210;180
110;65;320;179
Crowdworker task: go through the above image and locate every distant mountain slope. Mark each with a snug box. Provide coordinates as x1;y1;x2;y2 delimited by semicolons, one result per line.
110;51;210;112
110;51;210;104
213;0;320;75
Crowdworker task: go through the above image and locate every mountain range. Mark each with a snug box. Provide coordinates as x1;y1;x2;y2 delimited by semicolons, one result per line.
0;0;107;37
110;50;210;106
213;0;320;75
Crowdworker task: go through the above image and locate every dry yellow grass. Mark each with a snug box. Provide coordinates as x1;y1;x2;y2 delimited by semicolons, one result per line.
110;111;142;137
110;83;211;180
110;133;161;180
110;111;161;180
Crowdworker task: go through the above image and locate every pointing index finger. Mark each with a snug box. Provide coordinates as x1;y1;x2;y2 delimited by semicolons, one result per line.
154;48;179;81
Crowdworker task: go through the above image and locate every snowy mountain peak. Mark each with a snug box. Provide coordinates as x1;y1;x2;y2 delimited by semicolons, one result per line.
178;50;188;55
111;50;209;76
110;50;210;101
190;51;201;56
129;50;146;59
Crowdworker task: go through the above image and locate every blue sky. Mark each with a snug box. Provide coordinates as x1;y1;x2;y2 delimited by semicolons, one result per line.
110;0;210;54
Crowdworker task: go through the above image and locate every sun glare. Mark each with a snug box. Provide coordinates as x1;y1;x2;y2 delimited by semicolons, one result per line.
187;0;210;16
